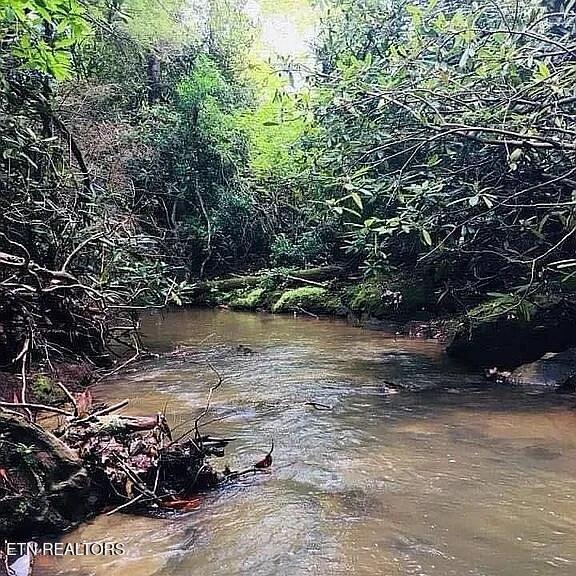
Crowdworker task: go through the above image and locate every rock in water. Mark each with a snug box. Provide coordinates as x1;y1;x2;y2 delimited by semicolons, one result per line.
509;348;576;391
445;300;576;369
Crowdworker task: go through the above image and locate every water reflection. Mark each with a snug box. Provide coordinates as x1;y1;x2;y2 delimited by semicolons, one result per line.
37;309;576;576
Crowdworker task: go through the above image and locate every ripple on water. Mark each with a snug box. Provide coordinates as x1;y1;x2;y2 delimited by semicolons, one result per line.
36;309;576;576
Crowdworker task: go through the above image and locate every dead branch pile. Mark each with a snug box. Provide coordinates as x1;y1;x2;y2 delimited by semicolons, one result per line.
57;405;227;514
0;368;271;536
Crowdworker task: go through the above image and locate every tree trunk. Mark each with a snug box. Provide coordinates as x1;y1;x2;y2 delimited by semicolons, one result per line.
194;265;345;293
0;414;99;537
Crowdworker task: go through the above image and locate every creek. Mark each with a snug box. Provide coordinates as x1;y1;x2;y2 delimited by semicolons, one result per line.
38;308;576;576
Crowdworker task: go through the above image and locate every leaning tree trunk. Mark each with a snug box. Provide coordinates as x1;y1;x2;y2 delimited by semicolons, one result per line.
194;265;346;293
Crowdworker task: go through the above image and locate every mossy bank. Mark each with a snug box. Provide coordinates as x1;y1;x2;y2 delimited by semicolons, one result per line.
189;266;444;325
188;267;576;373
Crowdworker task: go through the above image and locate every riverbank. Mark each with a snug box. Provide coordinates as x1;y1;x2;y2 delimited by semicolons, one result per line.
190;267;449;332
29;308;576;576
188;267;576;374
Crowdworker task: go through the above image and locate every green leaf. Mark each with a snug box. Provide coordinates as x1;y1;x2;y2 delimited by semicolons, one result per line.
54;37;76;49
350;192;363;209
536;61;550;79
458;47;474;69
482;195;494;209
509;148;523;162
406;4;422;26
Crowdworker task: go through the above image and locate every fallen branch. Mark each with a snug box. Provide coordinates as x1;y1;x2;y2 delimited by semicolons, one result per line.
286;274;328;288
193;266;345;294
304;401;333;411
193;362;223;442
293;306;319;319
0;401;73;417
55;380;79;415
106;494;144;516
72;398;129;424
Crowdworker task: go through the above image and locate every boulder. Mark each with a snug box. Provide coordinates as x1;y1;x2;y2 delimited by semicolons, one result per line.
445;299;576;369
508;348;576;391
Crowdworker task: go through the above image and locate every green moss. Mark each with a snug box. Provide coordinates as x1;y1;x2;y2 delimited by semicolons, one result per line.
195;287;225;307
272;287;344;315
468;294;536;323
31;375;64;404
400;284;430;312
344;279;434;318
345;281;404;316
346;282;387;316
229;287;266;310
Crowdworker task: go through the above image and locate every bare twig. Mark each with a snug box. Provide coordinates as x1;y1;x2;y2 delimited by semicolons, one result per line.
194;362;223;442
72;398;129;424
0;401;73;417
55;380;79;415
304;401;333;411
106;494;144;516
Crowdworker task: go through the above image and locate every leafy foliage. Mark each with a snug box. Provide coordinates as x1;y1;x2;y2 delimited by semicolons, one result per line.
309;0;576;307
0;0;191;367
10;0;576;372
0;0;334;370
0;0;90;79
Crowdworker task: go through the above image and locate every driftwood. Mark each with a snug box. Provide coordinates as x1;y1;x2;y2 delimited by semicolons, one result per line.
194;266;345;294
0;376;273;538
0;407;222;537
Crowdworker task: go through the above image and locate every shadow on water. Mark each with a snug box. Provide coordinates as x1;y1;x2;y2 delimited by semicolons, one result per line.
35;308;576;576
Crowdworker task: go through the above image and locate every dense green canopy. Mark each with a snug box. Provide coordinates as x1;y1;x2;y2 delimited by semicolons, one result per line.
309;0;576;316
1;0;576;366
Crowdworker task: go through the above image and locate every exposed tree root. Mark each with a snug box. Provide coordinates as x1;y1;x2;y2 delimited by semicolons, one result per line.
0;377;272;537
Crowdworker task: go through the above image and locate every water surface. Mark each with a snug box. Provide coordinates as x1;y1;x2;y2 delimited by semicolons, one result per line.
40;309;576;576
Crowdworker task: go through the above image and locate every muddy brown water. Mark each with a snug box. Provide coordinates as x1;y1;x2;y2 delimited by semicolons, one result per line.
37;308;576;576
